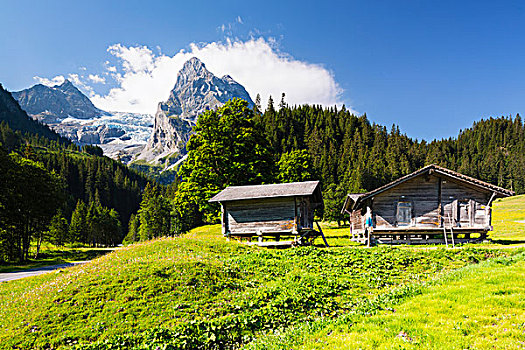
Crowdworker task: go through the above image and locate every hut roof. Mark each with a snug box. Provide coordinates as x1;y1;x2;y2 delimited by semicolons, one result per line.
342;164;514;213
209;181;321;203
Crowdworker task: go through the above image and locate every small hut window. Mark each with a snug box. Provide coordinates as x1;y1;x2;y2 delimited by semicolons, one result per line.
396;202;412;226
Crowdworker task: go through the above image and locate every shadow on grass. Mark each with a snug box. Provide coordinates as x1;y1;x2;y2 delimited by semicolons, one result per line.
37;248;114;261
0;248;114;273
486;239;525;245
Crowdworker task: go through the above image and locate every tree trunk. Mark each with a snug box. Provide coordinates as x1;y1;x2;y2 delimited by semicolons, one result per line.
34;234;42;259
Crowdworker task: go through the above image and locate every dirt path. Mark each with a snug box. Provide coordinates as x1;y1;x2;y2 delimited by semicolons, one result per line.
0;261;88;282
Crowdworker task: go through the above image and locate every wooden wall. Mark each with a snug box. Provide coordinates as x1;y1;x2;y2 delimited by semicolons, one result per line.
373;174;440;228
349;208;365;234
348;173;492;232
441;179;490;228
223;197;297;235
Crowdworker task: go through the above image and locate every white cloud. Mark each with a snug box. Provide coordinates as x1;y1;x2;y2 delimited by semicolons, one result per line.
90;38;345;114
88;74;106;84
236;16;243;24
33;75;65;86
107;44;154;74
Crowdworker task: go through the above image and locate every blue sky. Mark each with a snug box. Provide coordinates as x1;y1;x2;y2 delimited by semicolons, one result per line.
1;0;524;140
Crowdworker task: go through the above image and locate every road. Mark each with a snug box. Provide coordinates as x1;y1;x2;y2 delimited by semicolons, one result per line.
0;261;88;282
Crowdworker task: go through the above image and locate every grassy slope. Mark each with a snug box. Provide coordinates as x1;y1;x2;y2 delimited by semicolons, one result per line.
323;254;525;349
1;196;522;349
245;195;525;349
489;194;525;243
0;226;505;349
253;253;525;350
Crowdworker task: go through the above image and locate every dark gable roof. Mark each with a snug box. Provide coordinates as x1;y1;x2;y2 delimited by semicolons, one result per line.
342;164;514;213
209;181;320;202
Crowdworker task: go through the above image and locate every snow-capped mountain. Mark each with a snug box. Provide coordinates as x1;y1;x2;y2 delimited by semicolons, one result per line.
11;57;253;167
136;57;254;166
12;81;153;163
56;112;154;162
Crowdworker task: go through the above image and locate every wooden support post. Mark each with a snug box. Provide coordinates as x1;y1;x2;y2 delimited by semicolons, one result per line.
315;221;330;247
438;177;443;228
256;230;263;243
221;204;227;235
486;192;496;228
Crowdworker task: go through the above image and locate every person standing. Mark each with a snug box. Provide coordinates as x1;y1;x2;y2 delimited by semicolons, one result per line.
364;206;373;247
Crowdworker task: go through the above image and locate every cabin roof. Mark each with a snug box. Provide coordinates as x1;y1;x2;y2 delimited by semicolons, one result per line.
342;164;514;213
209;181;321;203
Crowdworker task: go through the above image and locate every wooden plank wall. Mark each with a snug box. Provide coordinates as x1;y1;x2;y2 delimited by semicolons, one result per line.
349;209;365;234
224;197;297;234
441;179;490;227
297;197;314;230
364;174;491;230
373;175;440;228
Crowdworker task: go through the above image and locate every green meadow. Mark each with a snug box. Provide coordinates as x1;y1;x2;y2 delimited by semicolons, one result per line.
0;196;523;349
490;194;525;243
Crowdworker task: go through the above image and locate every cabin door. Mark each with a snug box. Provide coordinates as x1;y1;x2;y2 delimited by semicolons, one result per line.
457;200;470;227
299;198;311;229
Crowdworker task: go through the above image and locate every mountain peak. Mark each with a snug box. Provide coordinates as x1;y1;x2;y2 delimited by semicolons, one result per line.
60;79;73;87
138;58;254;165
12;79;104;120
181;57;208;75
168;58;253;119
184;57;205;67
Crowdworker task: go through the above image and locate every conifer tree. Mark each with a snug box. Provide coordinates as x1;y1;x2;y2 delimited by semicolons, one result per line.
70;200;88;243
48;210;69;246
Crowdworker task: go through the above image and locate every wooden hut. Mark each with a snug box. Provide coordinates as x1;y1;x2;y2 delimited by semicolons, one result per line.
341;164;514;245
209;181;326;247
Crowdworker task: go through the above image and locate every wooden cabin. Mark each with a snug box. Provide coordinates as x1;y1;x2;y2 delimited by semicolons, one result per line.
209;181;325;247
341;164;514;245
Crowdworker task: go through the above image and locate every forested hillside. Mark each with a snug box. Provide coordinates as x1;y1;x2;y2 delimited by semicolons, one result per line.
0;84;67;143
0;86;150;262
127;98;525;243
257;97;525;195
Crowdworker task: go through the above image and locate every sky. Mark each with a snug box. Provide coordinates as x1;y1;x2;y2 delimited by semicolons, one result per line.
1;0;525;140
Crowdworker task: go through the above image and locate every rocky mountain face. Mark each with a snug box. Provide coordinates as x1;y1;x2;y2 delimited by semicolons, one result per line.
0;84;64;142
12;81;153;163
12;80;103;122
136;57;254;166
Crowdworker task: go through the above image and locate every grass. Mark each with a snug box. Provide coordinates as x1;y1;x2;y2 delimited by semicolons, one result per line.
489;194;525;243
0;225;507;349
0;196;522;349
248;252;525;349
317;222;360;247
0;246;114;273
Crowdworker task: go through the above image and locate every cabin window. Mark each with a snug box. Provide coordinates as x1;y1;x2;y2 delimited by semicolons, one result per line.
396;202;412;226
